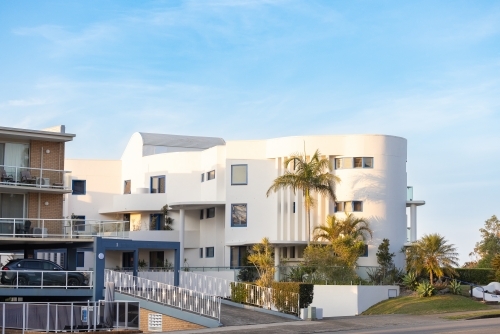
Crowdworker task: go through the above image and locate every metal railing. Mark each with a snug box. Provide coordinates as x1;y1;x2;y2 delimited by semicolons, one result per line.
138;270;299;316
105;269;221;322
0;300;139;334
0;164;71;190
0;270;93;288
0;218;129;239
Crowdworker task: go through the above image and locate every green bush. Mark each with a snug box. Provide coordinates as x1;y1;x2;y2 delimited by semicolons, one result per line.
402;272;419;291
449;279;461;295
271;282;314;310
230;282;249;303
454;268;494;285
417;280;436;297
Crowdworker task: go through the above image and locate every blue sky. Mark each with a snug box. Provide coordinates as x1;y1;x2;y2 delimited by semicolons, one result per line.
1;0;499;263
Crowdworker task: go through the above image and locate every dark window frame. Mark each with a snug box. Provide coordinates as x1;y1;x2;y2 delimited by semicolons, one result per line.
201;173;204;182
231;164;248;185
206;207;215;219
200;248;204;258
231;203;247;227
200;209;204;220
207;170;215;181
150;175;166;193
72;180;86;195
205;247;215;258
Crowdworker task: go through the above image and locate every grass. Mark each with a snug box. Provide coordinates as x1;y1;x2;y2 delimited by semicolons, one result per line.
362;294;492;316
443;310;500;320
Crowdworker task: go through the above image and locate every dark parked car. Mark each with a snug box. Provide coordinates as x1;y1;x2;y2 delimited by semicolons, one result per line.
1;259;88;287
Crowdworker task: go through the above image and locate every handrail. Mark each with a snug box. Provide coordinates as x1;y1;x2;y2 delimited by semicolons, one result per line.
0;164;71;190
105;269;221;322
0;269;93;289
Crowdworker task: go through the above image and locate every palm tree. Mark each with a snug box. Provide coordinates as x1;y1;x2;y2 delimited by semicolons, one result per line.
266;149;340;244
406;233;459;282
313;212;372;243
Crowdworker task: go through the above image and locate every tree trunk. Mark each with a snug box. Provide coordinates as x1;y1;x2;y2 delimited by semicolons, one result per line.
306;207;311;245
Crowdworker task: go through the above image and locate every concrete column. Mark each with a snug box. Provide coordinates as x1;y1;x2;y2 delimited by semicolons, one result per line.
66;247;77;270
274;246;280;282
133;249;138;277
93;237;104;301
410;204;417;242
179;209;185;269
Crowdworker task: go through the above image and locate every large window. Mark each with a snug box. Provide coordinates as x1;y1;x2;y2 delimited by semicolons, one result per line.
334;157;374;170
124;180;131;194
72;180;86;195
150;176;165;193
231;165;247;185
230;246;248;268
206;207;215;218
231;204;247;227
206;247;215;258
207;170;215;180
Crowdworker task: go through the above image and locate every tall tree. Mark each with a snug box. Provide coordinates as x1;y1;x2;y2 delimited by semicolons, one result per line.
248;237;275;287
406;233;459;282
471;215;500;268
267;149;340;244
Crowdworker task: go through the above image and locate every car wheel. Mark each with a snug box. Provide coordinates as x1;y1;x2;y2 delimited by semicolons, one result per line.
68;277;80;287
12;276;28;286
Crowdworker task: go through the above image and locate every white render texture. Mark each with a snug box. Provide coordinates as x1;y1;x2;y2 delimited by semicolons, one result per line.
66;133;415;269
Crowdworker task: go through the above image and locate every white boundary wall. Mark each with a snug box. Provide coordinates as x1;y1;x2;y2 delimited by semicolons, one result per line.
310;285;399;317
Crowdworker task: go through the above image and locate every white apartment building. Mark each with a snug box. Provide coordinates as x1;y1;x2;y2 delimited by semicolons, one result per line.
65;132;424;271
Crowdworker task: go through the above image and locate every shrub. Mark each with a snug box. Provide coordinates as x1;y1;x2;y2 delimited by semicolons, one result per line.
271;282;314;309
454;268;494;285
449;279;461;295
230;282;249;303
402;272;418;291
417;280;436;297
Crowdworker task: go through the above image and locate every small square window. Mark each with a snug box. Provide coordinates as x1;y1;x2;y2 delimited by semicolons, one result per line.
231;204;247;227
352;201;363;212
207;207;215;218
207;170;215;180
201;173;204;182
335;158;343;169
363;157;373;168
200;209;204;220
200;248;204;258
206;247;214;258
354;158;363;168
124;180;131;194
231;165;248;185
335;202;344;212
72;180;86;195
150;176;165;193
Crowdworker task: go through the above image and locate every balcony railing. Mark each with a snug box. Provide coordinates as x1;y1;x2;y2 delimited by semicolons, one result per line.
0;164;71;190
0;270;93;288
0;218;129;239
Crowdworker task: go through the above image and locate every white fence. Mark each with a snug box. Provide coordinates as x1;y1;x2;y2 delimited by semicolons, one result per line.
0;300;139;334
0;269;92;288
137;270;299;316
105;270;221;322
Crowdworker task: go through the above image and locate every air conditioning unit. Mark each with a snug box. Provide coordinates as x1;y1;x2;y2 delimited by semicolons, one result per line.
32;227;48;238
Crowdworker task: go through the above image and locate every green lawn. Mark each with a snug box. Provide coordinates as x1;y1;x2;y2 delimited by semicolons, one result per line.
362;294;492;315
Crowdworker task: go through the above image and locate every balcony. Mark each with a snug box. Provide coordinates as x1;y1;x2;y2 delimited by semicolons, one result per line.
0;218;129;239
0;164;72;194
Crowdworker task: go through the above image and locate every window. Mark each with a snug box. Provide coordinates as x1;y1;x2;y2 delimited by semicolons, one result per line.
149;251;164;268
360;244;368;257
352;201;363;212
205;247;214;258
335;202;344;212
207;170;215;180
72;180;86;195
200;248;203;258
73;215;86;232
290;246;296;259
335;157;374;169
231;204;247;227
150;176;165;193
124;180;131;194
231;165;247;185
206;207;215;218
230;246;247;268
201;173;204;182
282;247;288;258
77;252;85;267
150;214;163;230
200;209;204;220
293;202;296;213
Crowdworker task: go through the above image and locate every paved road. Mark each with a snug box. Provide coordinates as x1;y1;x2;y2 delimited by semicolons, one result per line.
219;303;296;326
167;314;500;334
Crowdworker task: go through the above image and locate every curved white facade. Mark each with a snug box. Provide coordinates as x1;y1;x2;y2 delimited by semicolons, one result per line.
66;133;420;270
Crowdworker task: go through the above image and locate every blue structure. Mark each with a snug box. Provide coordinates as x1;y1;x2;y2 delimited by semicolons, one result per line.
93;237;181;301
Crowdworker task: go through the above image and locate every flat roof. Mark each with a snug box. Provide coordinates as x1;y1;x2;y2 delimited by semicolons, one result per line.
0;126;75;142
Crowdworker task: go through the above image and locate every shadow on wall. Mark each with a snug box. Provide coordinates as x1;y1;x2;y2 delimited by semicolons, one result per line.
350;172;387;204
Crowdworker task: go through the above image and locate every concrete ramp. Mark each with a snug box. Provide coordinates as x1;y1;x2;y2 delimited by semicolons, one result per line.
220;300;299;326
